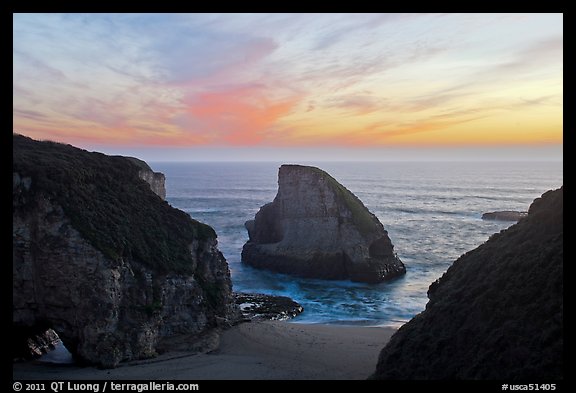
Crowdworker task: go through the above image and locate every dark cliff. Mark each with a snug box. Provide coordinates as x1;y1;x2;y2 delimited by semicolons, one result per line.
242;165;405;283
372;187;563;380
13;134;237;367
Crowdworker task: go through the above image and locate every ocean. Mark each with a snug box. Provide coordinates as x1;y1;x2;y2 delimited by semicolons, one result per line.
151;161;562;327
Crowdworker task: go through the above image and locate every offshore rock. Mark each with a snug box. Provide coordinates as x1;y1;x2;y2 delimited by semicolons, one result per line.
242;165;405;283
372;187;563;380
481;210;527;222
13;134;238;368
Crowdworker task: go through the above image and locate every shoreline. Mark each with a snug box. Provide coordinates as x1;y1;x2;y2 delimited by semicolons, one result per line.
13;321;396;380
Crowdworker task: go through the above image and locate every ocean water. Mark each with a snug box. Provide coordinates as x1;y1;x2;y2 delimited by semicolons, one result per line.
151;161;562;327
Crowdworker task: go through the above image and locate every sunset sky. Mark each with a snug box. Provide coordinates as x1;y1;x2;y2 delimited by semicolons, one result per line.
13;13;563;161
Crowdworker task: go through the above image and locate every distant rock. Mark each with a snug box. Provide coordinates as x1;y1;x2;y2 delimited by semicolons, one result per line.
371;187;563;380
482;210;527;222
234;293;303;321
13;134;239;368
241;165;405;283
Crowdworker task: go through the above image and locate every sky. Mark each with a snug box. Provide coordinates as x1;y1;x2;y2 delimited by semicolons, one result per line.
13;13;563;161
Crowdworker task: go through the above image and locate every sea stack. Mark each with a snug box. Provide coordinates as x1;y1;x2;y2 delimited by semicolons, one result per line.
371;187;563;380
241;165;405;283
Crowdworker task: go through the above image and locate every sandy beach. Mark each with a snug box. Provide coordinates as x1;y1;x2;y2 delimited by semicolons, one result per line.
13;321;396;380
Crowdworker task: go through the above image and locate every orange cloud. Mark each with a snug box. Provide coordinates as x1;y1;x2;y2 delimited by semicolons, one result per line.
13;82;301;147
13;110;209;148
184;85;300;145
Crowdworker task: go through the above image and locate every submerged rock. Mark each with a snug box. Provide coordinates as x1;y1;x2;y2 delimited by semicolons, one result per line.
482;210;527;222
242;165;405;283
13;134;238;368
234;293;304;321
372;187;563;380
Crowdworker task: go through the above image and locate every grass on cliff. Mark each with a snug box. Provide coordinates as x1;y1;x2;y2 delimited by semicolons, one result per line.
301;165;380;235
13;134;215;275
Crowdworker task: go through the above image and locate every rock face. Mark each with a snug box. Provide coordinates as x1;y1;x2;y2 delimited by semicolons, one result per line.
372;187;563;380
13;134;238;368
13;327;60;360
139;170;166;200
482;210;527;222
241;165;405;283
124;157;166;200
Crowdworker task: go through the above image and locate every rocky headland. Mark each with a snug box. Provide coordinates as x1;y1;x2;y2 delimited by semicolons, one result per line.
372;187;563;380
241;165;405;283
13;134;239;368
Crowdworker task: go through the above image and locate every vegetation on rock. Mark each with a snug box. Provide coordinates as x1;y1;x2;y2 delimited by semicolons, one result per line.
13;134;214;275
296;165;380;235
372;187;563;380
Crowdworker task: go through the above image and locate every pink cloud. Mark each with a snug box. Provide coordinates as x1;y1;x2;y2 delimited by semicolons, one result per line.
183;85;300;145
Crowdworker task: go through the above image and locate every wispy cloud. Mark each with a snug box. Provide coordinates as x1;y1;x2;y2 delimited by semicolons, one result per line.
13;108;48;121
471;36;563;85
12;13;563;149
326;95;388;115
152;31;278;85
